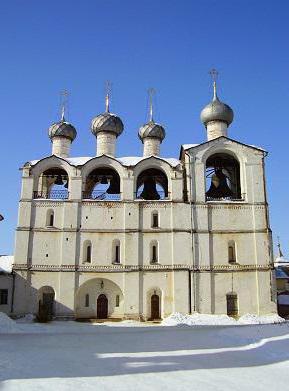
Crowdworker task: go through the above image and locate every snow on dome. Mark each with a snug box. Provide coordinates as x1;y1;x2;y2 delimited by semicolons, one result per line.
0;255;13;273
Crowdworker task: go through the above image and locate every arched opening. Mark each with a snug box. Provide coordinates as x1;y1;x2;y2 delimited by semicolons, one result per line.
83;167;121;200
83;241;92;263
228;241;237;264
97;294;108;319
35;168;69;200
206;153;241;201
46;209;54;227
112;240;120;264
226;292;238;317
150;241;159;264
150;294;160;320
37;286;55;321
75;278;124;319
136;168;168;200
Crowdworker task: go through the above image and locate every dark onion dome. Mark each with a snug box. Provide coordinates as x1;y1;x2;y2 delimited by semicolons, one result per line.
138;120;166;142
200;94;234;127
91;112;124;137
48;119;77;141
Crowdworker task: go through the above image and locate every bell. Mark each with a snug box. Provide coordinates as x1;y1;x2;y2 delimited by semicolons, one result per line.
140;177;160;200
54;175;64;186
206;169;233;199
106;179;120;194
100;176;108;185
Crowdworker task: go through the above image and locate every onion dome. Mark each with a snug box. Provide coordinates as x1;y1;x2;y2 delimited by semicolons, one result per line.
48;118;77;141
91;112;124;137
200;82;234;127
138;120;166;142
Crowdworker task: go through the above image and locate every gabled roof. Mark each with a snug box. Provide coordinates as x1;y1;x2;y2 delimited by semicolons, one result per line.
179;136;267;159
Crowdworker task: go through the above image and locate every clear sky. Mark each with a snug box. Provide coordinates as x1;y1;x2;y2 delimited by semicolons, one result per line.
0;0;288;256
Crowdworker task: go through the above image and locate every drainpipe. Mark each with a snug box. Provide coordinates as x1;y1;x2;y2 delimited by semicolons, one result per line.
185;151;196;313
10;271;15;314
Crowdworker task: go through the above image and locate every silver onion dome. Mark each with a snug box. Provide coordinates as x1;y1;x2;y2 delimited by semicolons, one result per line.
200;81;234;127
91;112;124;137
48;119;77;141
138;120;166;142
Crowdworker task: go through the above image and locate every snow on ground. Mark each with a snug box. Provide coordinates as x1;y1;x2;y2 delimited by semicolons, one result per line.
1;313;289;390
162;312;285;326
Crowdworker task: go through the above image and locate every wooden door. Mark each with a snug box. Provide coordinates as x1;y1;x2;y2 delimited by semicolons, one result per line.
97;294;108;319
42;292;54;318
151;294;160;320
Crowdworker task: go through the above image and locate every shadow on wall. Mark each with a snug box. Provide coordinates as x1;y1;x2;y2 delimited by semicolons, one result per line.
1;323;289;381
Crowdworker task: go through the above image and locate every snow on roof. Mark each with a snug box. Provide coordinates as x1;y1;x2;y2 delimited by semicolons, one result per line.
28;155;181;168
275;256;289;267
181;144;200;150
0;255;14;273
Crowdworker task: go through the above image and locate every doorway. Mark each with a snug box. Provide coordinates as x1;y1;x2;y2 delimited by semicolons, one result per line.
97;294;108;319
151;294;160;320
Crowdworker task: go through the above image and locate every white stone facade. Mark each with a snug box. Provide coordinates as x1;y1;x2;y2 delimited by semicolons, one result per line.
11;131;276;320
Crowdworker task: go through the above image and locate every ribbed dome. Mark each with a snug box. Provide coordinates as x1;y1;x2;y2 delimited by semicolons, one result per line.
200;96;234;127
48;120;77;141
138;120;165;142
91;112;124;137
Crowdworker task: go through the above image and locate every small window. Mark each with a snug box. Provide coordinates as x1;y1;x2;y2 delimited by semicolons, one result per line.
226;293;238;317
228;242;236;264
0;289;8;305
152;213;159;228
115;245;120;263
116;295;120;307
85;294;89;307
86;245;92;263
46;210;54;227
151;244;158;263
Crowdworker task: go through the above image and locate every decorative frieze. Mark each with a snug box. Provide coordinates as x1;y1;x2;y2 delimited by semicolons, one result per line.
13;263;273;273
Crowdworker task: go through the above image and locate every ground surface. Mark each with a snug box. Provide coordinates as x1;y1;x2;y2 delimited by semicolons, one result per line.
1;320;289;390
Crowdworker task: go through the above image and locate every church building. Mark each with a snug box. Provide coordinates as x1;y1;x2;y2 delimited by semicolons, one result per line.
11;77;277;320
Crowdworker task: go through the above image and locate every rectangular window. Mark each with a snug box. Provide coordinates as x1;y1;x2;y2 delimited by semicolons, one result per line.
85;294;89;307
228;245;236;263
86;246;92;263
115;245;120;263
152;213;159;228
116;295;120;307
152;245;158;263
0;289;8;305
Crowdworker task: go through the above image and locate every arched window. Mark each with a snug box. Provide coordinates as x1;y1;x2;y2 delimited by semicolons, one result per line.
226;292;238;317
35;168;69;200
228;241;237;264
83;241;92;263
151;242;159;264
46;210;54;227
85;294;89;307
152;211;159;228
116;295;120;307
83;168;121;200
206;153;241;201
112;240;120;264
136;169;168;200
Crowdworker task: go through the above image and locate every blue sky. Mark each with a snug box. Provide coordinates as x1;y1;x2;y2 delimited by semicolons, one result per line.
0;0;288;256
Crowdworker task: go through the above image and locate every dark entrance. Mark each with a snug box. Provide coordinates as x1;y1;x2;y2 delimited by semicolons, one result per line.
97;294;108;319
151;294;160;320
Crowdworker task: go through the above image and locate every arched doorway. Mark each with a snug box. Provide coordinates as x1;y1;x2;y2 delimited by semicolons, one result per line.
38;286;55;321
151;294;160;320
97;294;108;319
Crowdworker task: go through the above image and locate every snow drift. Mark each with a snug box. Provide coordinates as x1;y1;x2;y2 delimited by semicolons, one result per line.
162;312;285;326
